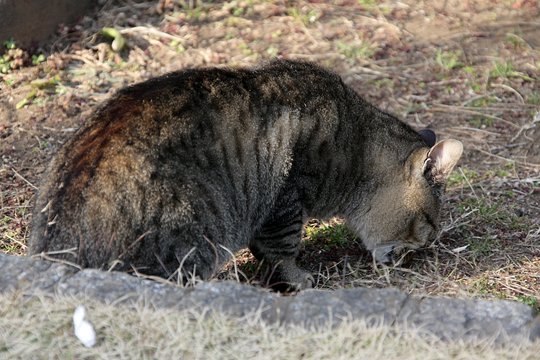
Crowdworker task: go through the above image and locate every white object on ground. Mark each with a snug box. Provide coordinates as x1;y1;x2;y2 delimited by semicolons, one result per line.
452;245;469;253
73;305;97;348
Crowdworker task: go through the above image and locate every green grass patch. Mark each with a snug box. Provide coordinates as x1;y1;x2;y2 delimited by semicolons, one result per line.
457;198;505;223
169;39;186;54
447;167;479;187
504;33;527;49
337;41;375;61
3;38;16;50
490;61;533;81
470;276;506;298
456;196;529;237
185;6;206;21
447;164;513;188
526;92;540;105
468;116;494;128
516;295;538;309
372;78;394;89
467;97;496;108
464;97;497;127
356;0;390;14
305;222;357;248
463;66;476;75
266;45;279;58
484;167;511;179
357;0;377;7
31;53;46;66
490;61;515;78
0;38;48;74
467;236;500;257
470;83;483;92
287;7;320;26
435;49;463;71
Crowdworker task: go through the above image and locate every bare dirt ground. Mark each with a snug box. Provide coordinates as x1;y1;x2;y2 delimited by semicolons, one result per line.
1;0;539;308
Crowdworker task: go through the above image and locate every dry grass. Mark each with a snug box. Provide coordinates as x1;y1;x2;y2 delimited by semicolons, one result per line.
1;292;538;359
1;0;539;312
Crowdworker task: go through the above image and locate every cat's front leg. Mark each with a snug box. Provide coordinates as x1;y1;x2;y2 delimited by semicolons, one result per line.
250;195;313;291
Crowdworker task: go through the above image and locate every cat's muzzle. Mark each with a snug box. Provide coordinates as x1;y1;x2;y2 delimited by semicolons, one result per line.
371;245;395;264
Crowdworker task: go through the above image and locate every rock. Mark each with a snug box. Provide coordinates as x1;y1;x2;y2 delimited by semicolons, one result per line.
529;317;540;342
270;287;407;327
397;296;536;342
335;287;407;325
0;252;538;344
178;281;278;317
0;254;77;292
57;269;188;308
466;299;535;340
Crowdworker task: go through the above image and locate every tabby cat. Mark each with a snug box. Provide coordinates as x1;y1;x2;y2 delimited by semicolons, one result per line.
29;60;462;290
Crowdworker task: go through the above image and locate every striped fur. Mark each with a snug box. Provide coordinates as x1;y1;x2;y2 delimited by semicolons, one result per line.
29;60;462;290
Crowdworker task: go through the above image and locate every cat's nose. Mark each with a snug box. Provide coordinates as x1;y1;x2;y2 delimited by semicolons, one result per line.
371;245;394;264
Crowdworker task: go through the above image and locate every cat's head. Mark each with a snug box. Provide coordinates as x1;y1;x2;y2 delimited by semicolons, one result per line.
349;130;463;264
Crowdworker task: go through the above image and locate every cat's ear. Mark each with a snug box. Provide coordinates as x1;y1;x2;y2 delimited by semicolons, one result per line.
423;139;463;184
418;129;436;147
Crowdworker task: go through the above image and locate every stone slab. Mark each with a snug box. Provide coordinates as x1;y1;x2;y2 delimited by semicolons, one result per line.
0;253;538;344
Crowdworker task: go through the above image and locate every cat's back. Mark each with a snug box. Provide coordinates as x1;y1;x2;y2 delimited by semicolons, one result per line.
71;60;339;146
29;60;334;256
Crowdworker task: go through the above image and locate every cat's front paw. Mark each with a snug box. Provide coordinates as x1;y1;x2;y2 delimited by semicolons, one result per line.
280;271;314;292
265;263;314;292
